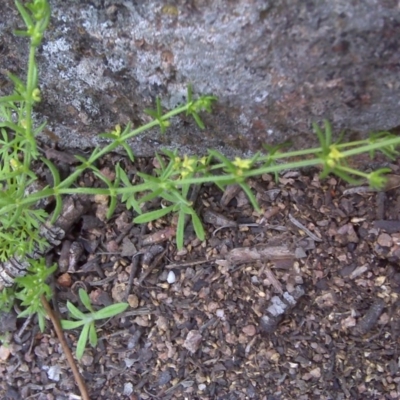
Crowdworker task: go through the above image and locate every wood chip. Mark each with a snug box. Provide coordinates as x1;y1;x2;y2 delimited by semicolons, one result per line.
226;244;295;265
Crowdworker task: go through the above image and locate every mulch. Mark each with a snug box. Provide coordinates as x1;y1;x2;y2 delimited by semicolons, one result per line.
1;150;400;400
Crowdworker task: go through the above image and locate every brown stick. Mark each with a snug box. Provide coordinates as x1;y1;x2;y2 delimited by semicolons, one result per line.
40;295;90;400
226;244;295;265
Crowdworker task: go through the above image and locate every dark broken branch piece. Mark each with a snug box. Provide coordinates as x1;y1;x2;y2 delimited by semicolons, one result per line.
353;298;386;336
0;196;89;288
225;244;296;265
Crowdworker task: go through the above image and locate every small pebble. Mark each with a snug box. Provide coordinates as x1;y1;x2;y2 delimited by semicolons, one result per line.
34;344;48;359
377;232;393;247
111;283;126;302
167;270;176;284
106;240;119;252
80;353;94;366
123;382;133;396
128;294;139;309
158;370;172;386
57;273;71;287
47;365;61;382
0;345;11;361
156;315;169;331
242;324;257;336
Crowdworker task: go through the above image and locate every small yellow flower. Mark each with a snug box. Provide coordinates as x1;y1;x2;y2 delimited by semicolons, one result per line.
327;145;344;168
32;88;41;102
10;158;21;171
200;156;207;166
232;157;252;170
181;170;190;178
178;155;197;179
111;124;121;137
173;156;181;170
182;155;196;172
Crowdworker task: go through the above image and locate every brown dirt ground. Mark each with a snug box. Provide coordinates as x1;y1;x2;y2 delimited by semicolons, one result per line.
1;151;400;400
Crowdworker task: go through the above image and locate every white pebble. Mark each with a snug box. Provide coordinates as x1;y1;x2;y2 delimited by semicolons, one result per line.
167;270;176;284
123;382;133;395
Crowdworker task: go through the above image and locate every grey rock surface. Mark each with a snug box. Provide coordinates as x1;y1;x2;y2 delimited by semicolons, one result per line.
1;0;399;157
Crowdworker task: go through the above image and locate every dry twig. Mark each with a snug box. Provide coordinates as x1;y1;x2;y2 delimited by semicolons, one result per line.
40;295;90;400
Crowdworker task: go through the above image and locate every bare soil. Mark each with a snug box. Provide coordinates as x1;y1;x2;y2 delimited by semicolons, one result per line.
1;150;400;400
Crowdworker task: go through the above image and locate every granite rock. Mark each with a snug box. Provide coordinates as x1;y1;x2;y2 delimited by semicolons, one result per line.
1;0;399;157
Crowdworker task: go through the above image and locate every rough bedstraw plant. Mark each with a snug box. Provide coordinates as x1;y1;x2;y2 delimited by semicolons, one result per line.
0;0;50;263
14;259;56;332
1;0;400;339
0;0;217;342
61;289;128;360
130;121;400;248
0;0;217;265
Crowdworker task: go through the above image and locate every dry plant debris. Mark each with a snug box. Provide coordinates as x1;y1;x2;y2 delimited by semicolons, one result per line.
1;154;400;400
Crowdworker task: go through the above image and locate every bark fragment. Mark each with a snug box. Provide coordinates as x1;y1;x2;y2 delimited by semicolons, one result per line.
226;244;295;265
0;197;88;288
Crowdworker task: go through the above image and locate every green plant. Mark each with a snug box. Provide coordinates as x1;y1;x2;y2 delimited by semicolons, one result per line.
126;121;399;247
0;0;50;262
61;289;128;360
0;331;12;347
129;151;210;249
0;0;217;265
0;287;15;312
14;258;56;332
2;0;400;319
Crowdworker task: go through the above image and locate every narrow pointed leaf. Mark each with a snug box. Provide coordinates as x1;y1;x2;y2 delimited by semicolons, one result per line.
121;142;135;162
313;122;327;151
192;112;205;129
89;323;98;347
133;205;174;224
191;211;205;241
50;194;63;223
0;94;25;103
79;288;94;313
107;194;118;219
41;158;61;186
324;120;332;147
12;30;30;37
66;301;87;320
38;313;46;332
92;170;113;189
240;183;260;212
176;208;185;250
93;303;128;320
138;188;164;204
15;0;34;28
33;120;47;136
76;323;90;360
156;97;162;116
61;319;86;330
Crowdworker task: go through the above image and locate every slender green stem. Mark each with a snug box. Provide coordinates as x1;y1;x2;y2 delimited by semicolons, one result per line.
269;147;324;159
56;102;195;190
6;132;399;220
24;46;38;156
340;137;400;157
334;165;369;178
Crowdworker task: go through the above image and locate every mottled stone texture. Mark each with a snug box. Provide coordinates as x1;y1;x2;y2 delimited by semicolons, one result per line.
1;0;400;156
